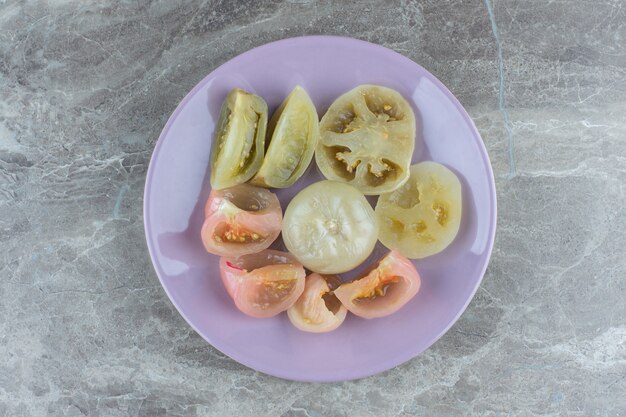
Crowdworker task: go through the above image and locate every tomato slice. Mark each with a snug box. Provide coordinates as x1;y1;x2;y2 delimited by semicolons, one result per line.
334;251;420;319
287;274;347;333
375;162;462;259
220;250;306;318
201;184;282;257
316;85;416;195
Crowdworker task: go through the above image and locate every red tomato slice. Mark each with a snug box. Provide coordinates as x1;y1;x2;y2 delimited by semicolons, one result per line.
201;184;282;257
220;250;305;318
287;273;347;333
334;250;420;319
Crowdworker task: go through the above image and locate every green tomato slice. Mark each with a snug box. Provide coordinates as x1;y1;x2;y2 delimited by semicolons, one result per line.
210;88;268;190
375;162;462;259
251;86;319;188
316;85;416;195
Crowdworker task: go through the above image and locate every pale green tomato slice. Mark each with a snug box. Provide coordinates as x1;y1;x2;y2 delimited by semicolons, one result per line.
251;86;319;188
316;85;416;195
282;181;378;274
210;88;268;190
375;162;462;259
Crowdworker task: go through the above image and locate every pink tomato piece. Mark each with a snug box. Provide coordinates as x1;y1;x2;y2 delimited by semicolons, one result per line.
201;184;282;257
334;250;420;319
287;274;347;333
220;250;305;318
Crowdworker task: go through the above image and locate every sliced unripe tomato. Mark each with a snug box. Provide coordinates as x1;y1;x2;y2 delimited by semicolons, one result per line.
220;250;305;318
316;84;416;195
210;88;268;190
201;184;281;257
334;250;420;319
251;85;319;188
287;274;347;333
375;162;462;259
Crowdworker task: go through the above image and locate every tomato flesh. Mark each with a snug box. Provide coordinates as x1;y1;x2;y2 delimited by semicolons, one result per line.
213;223;264;244
353;276;401;303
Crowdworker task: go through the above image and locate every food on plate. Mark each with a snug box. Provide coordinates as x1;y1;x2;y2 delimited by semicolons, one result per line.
220;250;305;318
334;250;420;319
201;184;282;257
210;88;268;190
375;161;462;259
282;180;378;274
198;86;455;330
315;84;416;195
251;86;319;188
287;273;347;333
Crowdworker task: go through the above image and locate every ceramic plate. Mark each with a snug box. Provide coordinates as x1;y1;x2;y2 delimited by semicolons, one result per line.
144;36;496;382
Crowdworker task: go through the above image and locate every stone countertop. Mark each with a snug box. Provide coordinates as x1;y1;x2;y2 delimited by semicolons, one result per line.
1;1;624;416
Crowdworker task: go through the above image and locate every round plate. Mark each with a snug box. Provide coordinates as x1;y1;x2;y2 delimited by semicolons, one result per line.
144;36;496;382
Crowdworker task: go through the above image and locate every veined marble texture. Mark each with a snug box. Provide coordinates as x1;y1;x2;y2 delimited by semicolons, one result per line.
0;1;624;416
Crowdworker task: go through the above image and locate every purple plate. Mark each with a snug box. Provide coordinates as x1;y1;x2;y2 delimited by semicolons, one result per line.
144;36;497;382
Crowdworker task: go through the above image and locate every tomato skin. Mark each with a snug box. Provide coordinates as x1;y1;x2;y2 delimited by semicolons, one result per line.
201;184;282;257
282;180;378;274
220;250;306;318
287;273;347;333
334;251;420;319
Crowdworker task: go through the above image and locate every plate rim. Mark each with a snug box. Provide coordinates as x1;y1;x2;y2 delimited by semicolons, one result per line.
143;35;498;382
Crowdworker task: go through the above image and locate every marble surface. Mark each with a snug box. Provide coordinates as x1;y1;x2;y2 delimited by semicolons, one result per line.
1;0;625;415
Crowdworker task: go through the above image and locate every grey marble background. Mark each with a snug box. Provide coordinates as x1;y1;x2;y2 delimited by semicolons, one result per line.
1;0;625;416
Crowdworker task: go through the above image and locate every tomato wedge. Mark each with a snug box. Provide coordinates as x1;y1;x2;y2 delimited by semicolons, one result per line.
201;184;282;257
287;274;347;333
210;88;268;190
220;250;306;318
251;86;319;188
334;251;420;319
